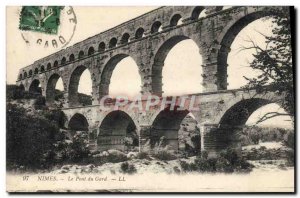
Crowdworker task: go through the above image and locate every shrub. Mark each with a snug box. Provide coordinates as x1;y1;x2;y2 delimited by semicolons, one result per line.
66;132;90;163
285;149;294;166
194;156;214;172
180;148;252;173
284;131;294;149
103;150;127;163
7;85;25;100
120;162;137;174
6;104;64;170
179;160;191;172
219;148;240;166
78;93;92;106
34;96;46;109
136;152;150;160
215;157;233;173
153;150;177;161
173;166;181;174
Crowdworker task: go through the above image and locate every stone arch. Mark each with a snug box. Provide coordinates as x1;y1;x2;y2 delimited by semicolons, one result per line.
61;57;66;65
98;110;139;151
29;70;33;76
68;113;89;138
99;53;141;98
46;73;65;104
120;33;130;44
47;63;51;70
68;65;93;107
98;42;106;52
135;27;145;39
151;35;201;96
69;54;75;62
218;96;290;127
170;13;183;27
54;60;58;68
41;65;45;72
69;113;89;130
191;6;205;20
88;46;95;55
151;21;162;33
109;37;117;48
19;73;22;80
215;97;291;151
78;50;84;59
216;9;280;90
34;68;39;74
29;79;41;94
219;98;271;127
151;107;196;151
24;71;27;78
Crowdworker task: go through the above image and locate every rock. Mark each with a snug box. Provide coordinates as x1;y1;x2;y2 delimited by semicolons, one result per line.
93;153;102;158
59;169;69;174
101;151;109;157
61;166;69;170
127;152;138;159
86;164;95;169
107;149;124;155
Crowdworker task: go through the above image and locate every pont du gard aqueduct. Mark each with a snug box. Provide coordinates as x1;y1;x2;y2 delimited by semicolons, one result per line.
16;6;287;155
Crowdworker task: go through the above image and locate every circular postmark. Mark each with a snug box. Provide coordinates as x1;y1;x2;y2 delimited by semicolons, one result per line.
19;6;77;49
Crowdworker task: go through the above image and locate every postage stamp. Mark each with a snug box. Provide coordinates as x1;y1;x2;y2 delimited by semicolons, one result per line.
19;6;64;35
19;6;77;49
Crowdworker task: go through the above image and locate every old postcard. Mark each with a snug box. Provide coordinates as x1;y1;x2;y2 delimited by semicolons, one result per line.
6;6;295;193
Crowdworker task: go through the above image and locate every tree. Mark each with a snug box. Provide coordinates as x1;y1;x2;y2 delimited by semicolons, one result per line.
242;7;294;124
6;104;64;169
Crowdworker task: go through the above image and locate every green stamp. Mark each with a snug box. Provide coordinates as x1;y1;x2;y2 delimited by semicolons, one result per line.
19;6;64;35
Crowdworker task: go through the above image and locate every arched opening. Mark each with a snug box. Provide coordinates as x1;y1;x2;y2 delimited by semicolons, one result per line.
69;54;75;62
68;113;89;138
46;73;64;105
191;6;205;20
151;21;162;33
88;47;95;55
68;66;93;107
47;63;51;70
120;33;130;44
151;107;200;154
135;27;145;39
28;70;32;76
218;98;293;151
19;74;22;80
29;79;42;95
98;42;106;52
34;68;39;74
24;72;27;78
152;36;203;96
40;65;45;72
99;54;141;99
61;57;66;65
78;51;84;59
217;12;278;90
170;14;183;27
109;38;117;48
98;111;138;151
54;60;58;68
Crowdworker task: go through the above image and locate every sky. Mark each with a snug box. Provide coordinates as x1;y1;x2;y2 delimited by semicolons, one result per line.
6;6;293;128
